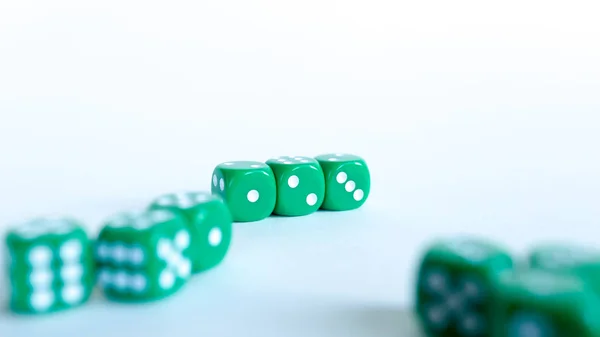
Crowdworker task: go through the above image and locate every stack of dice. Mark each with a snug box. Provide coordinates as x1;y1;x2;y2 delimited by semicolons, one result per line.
2;153;371;315
414;237;600;337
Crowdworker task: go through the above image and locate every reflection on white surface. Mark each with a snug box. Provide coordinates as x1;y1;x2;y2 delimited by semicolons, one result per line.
0;213;417;337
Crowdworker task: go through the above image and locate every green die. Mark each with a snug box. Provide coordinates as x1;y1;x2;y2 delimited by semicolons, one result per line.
4;217;95;314
211;161;277;222
148;191;233;273
314;153;370;211
528;243;600;295
95;210;192;302
265;156;325;216
415;237;514;337
491;269;600;337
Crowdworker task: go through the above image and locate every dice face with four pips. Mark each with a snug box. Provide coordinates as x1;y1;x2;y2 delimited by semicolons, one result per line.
314;153;370;211
265;156;325;216
415;237;514;337
4;217;95;314
490;269;600;337
211;161;277;222
94;210;193;303
148;191;233;273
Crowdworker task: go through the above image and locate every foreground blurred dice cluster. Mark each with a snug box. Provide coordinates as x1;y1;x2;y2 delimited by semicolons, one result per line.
3;153;370;315
415;237;600;337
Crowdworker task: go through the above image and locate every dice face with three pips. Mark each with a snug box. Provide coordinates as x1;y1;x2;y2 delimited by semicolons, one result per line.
211;161;277;222
491;269;600;337
315;153;370;211
5;217;95;314
266;156;325;216
415;237;514;337
148;191;233;273
94;210;192;302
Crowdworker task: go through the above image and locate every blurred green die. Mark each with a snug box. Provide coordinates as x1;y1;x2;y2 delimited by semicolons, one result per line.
314;153;370;211
266;156;325;216
5;217;95;314
95;210;192;302
491;269;600;337
148;191;233;273
211;161;276;222
528;243;600;292
415;237;514;336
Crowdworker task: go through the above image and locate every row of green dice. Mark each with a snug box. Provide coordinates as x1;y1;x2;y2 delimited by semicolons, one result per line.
3;153;371;315
3;191;232;314
211;153;371;221
415;237;600;337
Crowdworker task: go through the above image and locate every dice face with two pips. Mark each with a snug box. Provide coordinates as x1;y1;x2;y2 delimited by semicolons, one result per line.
415;237;514;337
5;218;94;314
211;161;277;222
94;210;192;302
491;269;600;337
148;191;233;273
315;153;370;211
266;156;325;216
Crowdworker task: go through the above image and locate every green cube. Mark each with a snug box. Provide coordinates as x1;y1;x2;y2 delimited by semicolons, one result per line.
265;156;325;216
314;153;370;211
211;161;277;222
414;237;514;336
5;217;95;314
528;243;600;293
95;210;192;302
491;269;600;337
148;191;233;273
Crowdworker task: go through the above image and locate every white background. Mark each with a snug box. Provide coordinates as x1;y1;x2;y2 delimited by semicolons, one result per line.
1;0;600;335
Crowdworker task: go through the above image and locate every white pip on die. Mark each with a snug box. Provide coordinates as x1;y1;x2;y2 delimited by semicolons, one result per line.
94;210;192;302
5;217;95;314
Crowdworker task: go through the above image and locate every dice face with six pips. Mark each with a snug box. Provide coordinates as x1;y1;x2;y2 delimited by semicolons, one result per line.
415;237;514;337
266;156;325;216
5;218;94;314
491;269;600;337
315;153;370;211
94;210;192;302
211;161;277;222
148;191;233;273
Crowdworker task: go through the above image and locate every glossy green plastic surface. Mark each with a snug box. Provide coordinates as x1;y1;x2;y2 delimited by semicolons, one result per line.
528;243;600;295
211;161;277;222
491;269;600;337
95;210;192;303
414;237;514;337
148;191;233;273
314;153;370;211
5;217;95;314
266;156;325;216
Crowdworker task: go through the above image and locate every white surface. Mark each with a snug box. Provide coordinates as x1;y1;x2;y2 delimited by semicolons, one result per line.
1;0;600;335
0;212;420;337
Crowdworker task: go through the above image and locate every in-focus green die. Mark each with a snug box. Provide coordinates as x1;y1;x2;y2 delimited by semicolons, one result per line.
265;155;325;216
415;237;514;337
314;153;370;211
4;217;95;314
491;269;600;337
95;210;192;302
148;191;233;273
211;161;276;222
